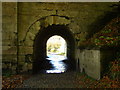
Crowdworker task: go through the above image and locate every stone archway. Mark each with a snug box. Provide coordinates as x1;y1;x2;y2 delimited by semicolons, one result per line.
33;24;76;73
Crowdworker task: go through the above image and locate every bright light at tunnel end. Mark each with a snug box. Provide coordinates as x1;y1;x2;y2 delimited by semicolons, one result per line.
45;35;68;74
46;35;67;57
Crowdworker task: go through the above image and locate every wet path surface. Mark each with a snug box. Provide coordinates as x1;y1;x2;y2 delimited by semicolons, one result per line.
17;71;77;88
45;54;68;73
17;55;78;88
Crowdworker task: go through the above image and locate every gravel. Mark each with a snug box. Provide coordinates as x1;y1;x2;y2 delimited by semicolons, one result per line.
16;71;78;88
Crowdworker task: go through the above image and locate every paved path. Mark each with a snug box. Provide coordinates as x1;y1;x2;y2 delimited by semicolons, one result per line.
17;71;78;88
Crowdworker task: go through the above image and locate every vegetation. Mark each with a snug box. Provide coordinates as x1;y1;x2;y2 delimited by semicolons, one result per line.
47;43;61;53
77;17;120;88
2;12;120;89
58;52;65;56
2;70;12;77
2;75;31;88
79;17;120;48
76;55;120;88
47;41;66;56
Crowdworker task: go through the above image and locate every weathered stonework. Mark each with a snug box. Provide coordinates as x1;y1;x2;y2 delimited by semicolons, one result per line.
76;49;100;80
2;2;17;74
75;48;117;80
2;2;119;79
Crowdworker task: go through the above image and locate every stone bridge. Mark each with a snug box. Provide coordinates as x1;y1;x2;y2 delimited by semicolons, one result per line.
2;2;119;80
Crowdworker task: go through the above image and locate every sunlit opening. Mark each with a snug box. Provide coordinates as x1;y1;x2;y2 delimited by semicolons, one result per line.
46;35;67;57
46;35;67;73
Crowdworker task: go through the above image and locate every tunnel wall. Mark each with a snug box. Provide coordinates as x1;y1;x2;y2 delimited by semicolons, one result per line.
2;2;119;77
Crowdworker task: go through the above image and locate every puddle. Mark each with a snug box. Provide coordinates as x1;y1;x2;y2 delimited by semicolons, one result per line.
46;54;68;73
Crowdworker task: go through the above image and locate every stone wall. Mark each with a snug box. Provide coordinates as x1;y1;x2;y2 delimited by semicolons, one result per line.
2;2;17;74
17;2;117;72
2;2;118;75
76;49;100;80
76;48;116;80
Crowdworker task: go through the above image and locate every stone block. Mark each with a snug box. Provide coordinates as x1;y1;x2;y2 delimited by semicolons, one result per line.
76;49;101;80
76;48;116;80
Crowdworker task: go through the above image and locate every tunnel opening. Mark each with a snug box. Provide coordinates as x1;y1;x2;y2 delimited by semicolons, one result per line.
33;25;76;74
46;35;68;73
46;35;67;57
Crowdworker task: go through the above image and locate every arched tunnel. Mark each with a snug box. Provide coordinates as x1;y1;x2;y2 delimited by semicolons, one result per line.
33;25;76;74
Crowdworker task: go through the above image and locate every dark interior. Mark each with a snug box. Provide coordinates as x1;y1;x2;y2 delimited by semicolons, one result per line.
33;24;76;74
